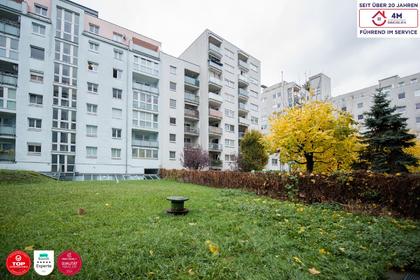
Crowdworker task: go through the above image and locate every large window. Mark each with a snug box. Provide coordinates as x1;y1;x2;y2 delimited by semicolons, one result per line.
53;108;76;130
133;55;159;76
132;111;158;129
133;90;158;112
132;147;158;159
0;87;16;110
52;131;75;152
56;7;79;43
54;63;77;86
0;35;18;60
53;86;77;108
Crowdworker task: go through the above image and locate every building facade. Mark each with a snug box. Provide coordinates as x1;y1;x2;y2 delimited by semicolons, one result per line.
0;0;261;177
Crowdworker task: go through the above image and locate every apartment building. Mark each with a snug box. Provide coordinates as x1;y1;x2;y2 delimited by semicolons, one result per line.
0;0;261;177
259;73;332;170
331;72;420;136
179;30;261;170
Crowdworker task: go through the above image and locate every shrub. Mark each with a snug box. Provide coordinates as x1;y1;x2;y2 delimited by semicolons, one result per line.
160;169;420;219
180;146;209;170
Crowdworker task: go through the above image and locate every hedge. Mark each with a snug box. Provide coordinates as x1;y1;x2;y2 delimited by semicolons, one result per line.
160;169;420;219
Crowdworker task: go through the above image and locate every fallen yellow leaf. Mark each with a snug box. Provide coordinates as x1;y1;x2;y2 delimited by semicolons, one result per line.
205;240;220;255
308;267;321;275
292;256;303;264
24;245;34;251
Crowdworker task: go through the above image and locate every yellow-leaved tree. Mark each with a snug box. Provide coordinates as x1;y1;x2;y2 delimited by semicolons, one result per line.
266;101;362;173
405;139;420;173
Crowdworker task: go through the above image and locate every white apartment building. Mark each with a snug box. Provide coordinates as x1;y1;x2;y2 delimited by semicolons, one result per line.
331;73;420;136
260;73;332;170
0;0;261;178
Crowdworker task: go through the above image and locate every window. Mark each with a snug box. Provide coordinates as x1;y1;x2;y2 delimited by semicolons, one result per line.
29;93;43;105
30;45;44;60
398;81;405;87
417;116;420;124
55;41;78;65
170;99;176;109
30;70;43;83
133;111;158;129
34;4;48;17
170;117;176;125
32;22;46;35
86;103;97;114
398;92;405;99
132;147;158;159
416;103;420;110
113;68;122;79
133;55;159;76
112;148;121;159
225;154;236;162
53;86;77;109
357;114;364;120
86;146;97;158
86;125;97;137
250;103;259;111
28;118;42;129
114;49;123;60
89;41;99;52
224;93;235;103
170;82;176;91
53;108;76;130
250;63;258;72
251;116;259;125
28;143;41;154
113;88;122;99
133;90;158;112
250;90;258;98
225;108;234;118
0;35;18;60
224;63;234;73
396;106;406;113
113;32;123;42
357;102;363;108
169;151;176;160
224;48;234;59
169;134;176;142
52;131;76;153
272;93;277;99
89;23;99;34
170;65;176;75
411;78;418;84
56;7;79;43
249;77;258;85
87;82;98;94
224;79;234;88
0;87;16;110
272;159;278;166
225;139;234;148
225;124;235;132
88;61;98;72
112;128;122;139
341;106;347;111
415;90;420;97
112;108;122;119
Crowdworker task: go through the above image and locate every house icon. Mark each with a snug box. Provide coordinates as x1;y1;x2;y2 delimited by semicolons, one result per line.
372;11;387;26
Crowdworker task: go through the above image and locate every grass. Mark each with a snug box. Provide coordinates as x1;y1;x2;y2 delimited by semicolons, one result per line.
0;175;419;279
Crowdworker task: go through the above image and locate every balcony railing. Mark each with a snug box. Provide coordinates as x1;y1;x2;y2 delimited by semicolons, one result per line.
133;102;158;112
133;83;159;94
238;117;250;126
0;125;16;136
133;63;159;77
238;103;249;111
208;43;222;56
238;60;249;70
0;73;17;87
208;60;223;71
0;0;22;11
185;92;199;104
0;150;15;162
238;74;249;84
185;76;199;87
184;126;199;134
184;143;199;149
209;108;222;119
132;139;159;148
209;76;223;87
238;88;249;99
132;121;158;130
209;92;223;103
209;126;222;135
185;108;199;118
209;143;223;151
0;20;20;37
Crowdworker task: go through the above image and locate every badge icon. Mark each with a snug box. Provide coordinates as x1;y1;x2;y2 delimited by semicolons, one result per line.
6;250;31;276
57;250;82;276
34;250;54;276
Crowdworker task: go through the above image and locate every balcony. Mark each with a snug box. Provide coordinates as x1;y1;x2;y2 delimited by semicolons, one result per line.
238;132;245;139
209;108;222;120
208;60;223;72
185;108;199;119
185;76;199;88
0;125;15;136
132;121;158;131
238;103;249;113
238;88;249;100
209;91;223;105
184;143;199;149
133;63;159;78
208;43;222;58
133;102;158;112
0;73;17;87
238;60;249;71
209;143;223;152
0;20;20;37
184;126;199;135
209;126;222;136
185;92;199;105
238;117;250;127
0;0;22;12
238;74;249;86
208;76;223;90
133;83;159;94
132;139;159;148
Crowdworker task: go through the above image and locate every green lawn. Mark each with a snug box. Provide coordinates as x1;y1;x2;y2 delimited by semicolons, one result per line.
0;177;419;279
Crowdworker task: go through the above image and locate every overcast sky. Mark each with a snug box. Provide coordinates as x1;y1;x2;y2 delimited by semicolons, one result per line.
77;0;419;96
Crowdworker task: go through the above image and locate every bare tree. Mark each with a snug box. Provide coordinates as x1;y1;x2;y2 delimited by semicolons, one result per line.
181;146;209;170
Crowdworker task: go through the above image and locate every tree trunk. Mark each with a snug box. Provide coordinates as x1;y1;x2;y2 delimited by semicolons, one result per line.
304;152;314;173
